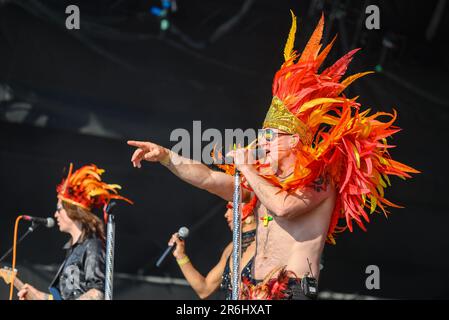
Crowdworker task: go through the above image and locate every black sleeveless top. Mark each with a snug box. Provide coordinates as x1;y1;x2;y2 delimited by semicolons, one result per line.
220;229;256;300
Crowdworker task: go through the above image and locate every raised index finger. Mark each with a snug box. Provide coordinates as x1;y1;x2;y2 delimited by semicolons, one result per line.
127;140;150;148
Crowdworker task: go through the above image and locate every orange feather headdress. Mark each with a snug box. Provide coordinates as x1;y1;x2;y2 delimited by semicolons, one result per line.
57;163;133;217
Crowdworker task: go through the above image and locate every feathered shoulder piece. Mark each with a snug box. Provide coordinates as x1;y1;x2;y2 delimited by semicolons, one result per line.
261;11;420;243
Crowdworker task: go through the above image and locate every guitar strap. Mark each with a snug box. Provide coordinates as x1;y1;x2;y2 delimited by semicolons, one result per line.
48;286;62;300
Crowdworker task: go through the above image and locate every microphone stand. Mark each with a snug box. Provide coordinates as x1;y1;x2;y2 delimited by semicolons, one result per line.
231;169;242;300
0;222;40;264
104;202;116;300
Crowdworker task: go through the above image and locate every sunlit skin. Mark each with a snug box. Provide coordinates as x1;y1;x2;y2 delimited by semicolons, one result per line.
257;128;299;177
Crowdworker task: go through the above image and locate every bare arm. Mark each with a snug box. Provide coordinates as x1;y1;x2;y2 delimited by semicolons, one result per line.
227;146;331;218
163;150;236;201
128;140;235;201
170;233;232;299
17;284;48;300
77;288;104;300
17;285;103;300
178;245;232;299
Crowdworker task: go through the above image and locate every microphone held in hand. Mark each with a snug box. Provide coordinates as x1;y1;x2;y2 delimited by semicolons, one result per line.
22;216;55;228
156;227;189;268
224;148;266;165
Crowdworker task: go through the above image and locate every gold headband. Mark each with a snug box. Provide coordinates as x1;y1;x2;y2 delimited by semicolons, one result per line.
263;96;312;144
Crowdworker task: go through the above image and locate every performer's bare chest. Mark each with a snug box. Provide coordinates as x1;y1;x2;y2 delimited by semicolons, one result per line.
254;205;296;260
252;201;331;279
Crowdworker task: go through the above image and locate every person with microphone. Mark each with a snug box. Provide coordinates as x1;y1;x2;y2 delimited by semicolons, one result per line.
128;11;418;300
17;163;132;300
167;201;257;299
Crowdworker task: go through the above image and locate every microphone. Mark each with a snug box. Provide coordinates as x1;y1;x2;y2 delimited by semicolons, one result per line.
156;227;189;268
22;216;55;228
223;148;266;165
0;215;54;263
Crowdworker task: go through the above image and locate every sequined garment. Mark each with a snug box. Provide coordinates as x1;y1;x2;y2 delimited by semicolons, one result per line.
220;229;256;300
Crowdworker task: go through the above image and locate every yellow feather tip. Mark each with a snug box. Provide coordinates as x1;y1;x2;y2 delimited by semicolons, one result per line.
283;10;297;62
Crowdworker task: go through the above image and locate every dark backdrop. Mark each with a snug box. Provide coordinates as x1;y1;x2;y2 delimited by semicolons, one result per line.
1;0;448;299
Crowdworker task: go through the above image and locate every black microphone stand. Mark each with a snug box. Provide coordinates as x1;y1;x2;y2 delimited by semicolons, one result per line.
0;222;40;264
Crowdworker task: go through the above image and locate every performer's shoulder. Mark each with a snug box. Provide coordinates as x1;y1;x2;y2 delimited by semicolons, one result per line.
83;237;105;252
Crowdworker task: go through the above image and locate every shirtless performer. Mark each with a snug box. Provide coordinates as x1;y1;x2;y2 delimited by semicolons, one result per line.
127;12;418;299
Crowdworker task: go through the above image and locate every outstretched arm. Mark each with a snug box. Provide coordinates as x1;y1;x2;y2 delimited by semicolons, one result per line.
128;140;236;201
